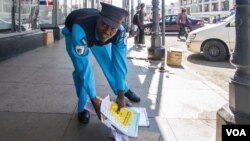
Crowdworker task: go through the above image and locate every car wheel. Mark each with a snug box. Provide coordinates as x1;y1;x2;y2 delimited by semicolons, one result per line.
184;26;192;38
144;27;152;35
203;40;227;61
185;26;192;34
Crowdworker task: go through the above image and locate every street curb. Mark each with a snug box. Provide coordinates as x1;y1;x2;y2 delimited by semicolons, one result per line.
181;62;229;101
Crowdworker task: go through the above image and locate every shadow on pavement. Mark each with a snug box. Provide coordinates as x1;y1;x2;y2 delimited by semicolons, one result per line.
186;53;234;69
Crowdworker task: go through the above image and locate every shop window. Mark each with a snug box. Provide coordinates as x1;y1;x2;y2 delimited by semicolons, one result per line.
0;0;39;34
221;2;229;11
199;5;202;12
58;0;65;25
39;0;53;25
212;3;218;11
21;0;39;30
0;0;12;33
204;4;210;12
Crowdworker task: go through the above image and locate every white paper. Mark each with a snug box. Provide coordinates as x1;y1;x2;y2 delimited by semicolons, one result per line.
114;131;129;141
129;107;149;127
100;96;140;137
85;96;131;140
100;96;128;133
102;119;112;129
109;126;129;141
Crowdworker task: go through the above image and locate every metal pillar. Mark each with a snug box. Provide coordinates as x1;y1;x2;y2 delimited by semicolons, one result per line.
216;1;250;141
161;0;165;46
130;0;134;36
122;0;130;32
18;0;21;32
11;0;16;32
53;0;61;40
131;0;134;17
53;0;58;26
148;0;165;60
127;0;131;32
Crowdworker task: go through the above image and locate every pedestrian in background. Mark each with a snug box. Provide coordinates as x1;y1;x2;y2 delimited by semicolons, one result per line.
176;8;188;39
216;14;221;23
134;3;145;46
229;6;236;16
212;16;217;23
133;6;140;45
62;2;141;124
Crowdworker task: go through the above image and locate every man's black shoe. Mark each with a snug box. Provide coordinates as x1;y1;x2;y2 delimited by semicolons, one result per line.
125;89;140;103
78;110;90;124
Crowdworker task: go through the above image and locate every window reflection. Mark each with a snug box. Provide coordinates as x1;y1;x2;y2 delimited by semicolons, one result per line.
0;0;39;34
0;0;96;35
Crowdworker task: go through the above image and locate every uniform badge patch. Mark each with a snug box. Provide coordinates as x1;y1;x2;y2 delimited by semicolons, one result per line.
76;45;85;55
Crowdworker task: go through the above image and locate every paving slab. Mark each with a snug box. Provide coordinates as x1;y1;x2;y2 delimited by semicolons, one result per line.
0;37;231;141
153;117;178;141
24;68;73;85
0;111;71;141
168;119;216;141
130;130;160;141
159;89;227;119
0;66;39;83
123;88;162;117
0;83;77;113
63;115;114;141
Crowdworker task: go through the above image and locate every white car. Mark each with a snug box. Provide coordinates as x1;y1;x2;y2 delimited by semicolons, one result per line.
0;18;26;31
0;18;12;31
186;15;235;61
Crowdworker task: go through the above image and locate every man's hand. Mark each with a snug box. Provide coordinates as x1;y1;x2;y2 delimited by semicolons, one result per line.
116;90;125;112
91;97;102;120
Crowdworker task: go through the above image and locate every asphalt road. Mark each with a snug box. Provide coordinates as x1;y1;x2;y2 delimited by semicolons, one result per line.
145;35;235;93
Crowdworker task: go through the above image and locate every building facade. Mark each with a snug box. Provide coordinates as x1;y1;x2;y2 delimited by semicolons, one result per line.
179;0;235;22
0;0;100;36
165;2;180;15
0;0;101;61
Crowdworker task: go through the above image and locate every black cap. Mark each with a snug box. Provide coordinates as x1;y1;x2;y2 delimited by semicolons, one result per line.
100;2;128;28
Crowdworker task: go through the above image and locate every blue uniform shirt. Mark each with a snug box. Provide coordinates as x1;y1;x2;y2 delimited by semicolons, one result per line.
62;23;128;112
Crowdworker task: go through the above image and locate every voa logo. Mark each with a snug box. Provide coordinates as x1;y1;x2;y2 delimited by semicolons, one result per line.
226;129;246;136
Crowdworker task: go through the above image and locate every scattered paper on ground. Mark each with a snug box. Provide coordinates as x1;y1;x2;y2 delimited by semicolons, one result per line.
84;95;150;140
101;95;140;137
129;107;149;127
109;102;132;127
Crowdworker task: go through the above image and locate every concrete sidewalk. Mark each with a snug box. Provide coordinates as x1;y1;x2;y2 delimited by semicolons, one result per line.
0;36;228;141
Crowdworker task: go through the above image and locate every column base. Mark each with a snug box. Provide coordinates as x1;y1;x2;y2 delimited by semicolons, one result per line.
216;104;250;141
147;47;165;60
53;26;63;40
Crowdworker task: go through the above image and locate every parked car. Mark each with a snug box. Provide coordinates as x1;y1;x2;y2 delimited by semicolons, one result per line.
186;15;235;61
0;18;25;31
143;15;204;35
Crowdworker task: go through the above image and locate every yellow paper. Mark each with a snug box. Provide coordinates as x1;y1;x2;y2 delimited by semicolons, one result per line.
109;102;132;126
